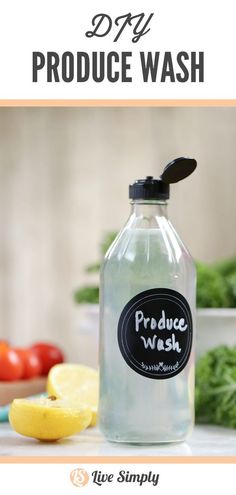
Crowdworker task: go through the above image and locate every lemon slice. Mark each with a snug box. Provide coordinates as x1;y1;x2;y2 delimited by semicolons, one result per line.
47;364;99;426
9;396;92;441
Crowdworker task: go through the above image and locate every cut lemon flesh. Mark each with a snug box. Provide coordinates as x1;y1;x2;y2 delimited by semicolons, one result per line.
9;396;92;441
47;364;99;426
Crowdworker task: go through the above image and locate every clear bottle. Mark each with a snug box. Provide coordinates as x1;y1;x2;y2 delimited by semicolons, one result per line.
99;157;197;443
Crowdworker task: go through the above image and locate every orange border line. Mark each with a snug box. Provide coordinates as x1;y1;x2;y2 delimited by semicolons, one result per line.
0;99;236;107
0;456;236;464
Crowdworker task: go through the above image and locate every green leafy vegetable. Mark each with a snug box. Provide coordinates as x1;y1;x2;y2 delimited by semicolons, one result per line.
85;262;101;273
196;262;229;308
196;257;236;308
195;346;236;428
216;257;236;307
227;272;236;306
74;286;99;304
215;257;236;277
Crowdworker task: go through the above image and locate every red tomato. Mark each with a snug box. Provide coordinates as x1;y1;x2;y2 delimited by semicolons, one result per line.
0;348;24;381
30;343;64;375
0;340;9;352
14;348;42;379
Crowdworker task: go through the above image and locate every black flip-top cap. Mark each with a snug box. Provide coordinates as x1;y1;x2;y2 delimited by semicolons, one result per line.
161;157;197;184
129;176;170;200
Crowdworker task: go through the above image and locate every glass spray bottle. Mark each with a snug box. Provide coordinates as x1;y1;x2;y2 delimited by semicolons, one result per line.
99;157;197;443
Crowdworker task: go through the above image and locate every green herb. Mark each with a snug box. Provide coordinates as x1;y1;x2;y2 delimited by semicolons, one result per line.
196;257;236;308
74;286;99;304
215;257;236;277
216;257;236;307
196;262;229;308
195;346;236;428
85;262;101;273
227;272;236;306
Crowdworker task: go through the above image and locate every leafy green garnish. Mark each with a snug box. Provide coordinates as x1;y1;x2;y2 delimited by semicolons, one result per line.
196;262;229;308
195;346;236;428
74;286;99;304
215;257;236;277
85;262;101;273
227;272;236;306
196;257;236;308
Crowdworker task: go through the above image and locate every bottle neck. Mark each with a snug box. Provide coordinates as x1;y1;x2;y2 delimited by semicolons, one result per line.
130;200;168;218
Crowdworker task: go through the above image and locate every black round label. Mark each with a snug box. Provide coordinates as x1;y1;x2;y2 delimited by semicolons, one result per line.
117;288;193;379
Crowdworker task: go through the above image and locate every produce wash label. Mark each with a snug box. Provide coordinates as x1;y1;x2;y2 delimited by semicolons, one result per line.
118;288;193;379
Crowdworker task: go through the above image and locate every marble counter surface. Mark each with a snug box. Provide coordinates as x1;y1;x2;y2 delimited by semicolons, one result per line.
0;423;236;457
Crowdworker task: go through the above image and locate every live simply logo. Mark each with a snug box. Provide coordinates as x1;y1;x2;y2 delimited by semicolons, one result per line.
70;467;160;487
118;288;193;379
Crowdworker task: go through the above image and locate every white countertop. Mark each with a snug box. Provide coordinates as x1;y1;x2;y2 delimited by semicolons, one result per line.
1;423;236;457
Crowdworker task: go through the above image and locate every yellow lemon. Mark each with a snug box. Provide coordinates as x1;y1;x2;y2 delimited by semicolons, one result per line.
47;364;99;426
9;396;92;441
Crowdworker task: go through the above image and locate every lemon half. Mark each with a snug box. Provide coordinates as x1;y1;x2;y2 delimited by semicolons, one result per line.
47;364;99;426
9;396;92;441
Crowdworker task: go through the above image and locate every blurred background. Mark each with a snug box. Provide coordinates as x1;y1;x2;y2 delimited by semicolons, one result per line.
0;107;235;361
